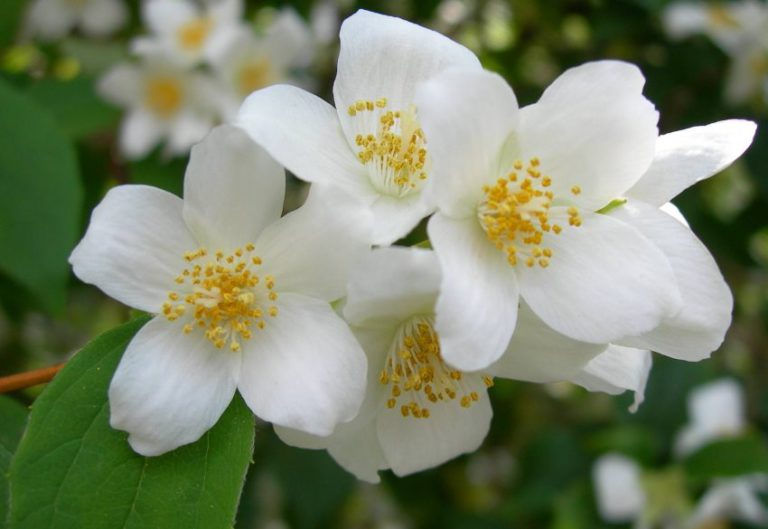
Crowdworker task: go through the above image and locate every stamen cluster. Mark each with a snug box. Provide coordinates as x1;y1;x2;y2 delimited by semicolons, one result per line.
162;243;278;352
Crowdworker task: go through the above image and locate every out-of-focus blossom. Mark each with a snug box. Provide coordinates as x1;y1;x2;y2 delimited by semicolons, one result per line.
663;1;768;104
237;10;482;246
415;62;683;372
69;125;371;456
213;8;316;121
98;56;219;159
687;474;768;528
24;0;128;41
593;453;647;524
133;0;246;68
675;378;747;456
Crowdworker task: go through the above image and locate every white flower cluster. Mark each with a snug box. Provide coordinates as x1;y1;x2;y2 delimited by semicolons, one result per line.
664;1;768;105
70;10;756;480
594;379;768;528
95;0;324;159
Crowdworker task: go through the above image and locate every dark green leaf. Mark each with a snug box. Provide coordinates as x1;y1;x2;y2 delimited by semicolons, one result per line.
0;78;82;312
684;435;768;482
9;317;255;529
0;397;27;529
0;0;24;48
25;77;119;140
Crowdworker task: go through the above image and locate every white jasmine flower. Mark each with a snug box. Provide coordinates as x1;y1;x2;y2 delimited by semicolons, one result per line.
274;246;607;482
414;62;684;371
593;453;646;524
688;474;768;528
133;0;245;68
663;1;768;104
98;56;219;159
236;10;482;245
212;8;316;121
24;0;128;41
69;125;371;456
675;378;747;456
618;119;756;361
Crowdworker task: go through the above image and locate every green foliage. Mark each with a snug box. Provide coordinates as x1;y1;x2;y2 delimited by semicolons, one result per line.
8;317;255;529
0;397;28;529
0;78;82;313
684;435;768;482
0;0;24;49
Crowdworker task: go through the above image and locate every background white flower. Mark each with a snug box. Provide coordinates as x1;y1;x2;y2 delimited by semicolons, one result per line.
593;453;647;524
69;125;372;455
98;55;219;159
414;62;683;371
236;10;482;245
24;0;128;41
688;474;768;528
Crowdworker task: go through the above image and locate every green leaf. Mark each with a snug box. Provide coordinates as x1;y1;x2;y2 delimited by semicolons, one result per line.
684;435;768;482
0;397;28;529
9;317;255;529
0;0;24;48
0;78;82;312
25;77;120;140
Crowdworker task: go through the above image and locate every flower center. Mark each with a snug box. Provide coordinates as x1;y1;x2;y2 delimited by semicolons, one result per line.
163;244;279;352
144;76;183;117
347;98;429;198
176;17;212;52
379;316;493;420
237;58;272;96
708;6;739;28
478;157;582;268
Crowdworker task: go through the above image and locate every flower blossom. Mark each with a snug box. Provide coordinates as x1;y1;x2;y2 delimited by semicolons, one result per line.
69;125;371;455
236;10;482;245
24;0;127;41
98;55;219;159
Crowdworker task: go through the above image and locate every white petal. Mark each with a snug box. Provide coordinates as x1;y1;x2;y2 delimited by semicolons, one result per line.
489;305;605;383
69;185;198;312
519;209;682;344
108;317;238;456
519;61;658;209
25;0;77;40
571;345;652;412
327;419;387;483
344;246;440;327
627;120;757;206
143;0;196;36
428;214;519;372
273;425;330;450
368;192;434;246
689;476;768;527
334;10;480;143
97;64;142;108
261;7;315;68
376;375;492;477
236;85;373;200
612;202;733;360
79;0;128;37
166;111;213;156
238;293;367;436
119;110;165;160
256;184;371;301
592;454;646;522
415;69;519;219
662;3;710;40
182;125;285;250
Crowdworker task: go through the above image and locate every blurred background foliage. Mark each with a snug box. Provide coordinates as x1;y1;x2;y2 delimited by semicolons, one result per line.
0;0;767;528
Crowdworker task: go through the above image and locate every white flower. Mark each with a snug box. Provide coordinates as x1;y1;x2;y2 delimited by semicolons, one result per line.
663;1;768;104
133;0;245;68
618;120;756;362
675;378;747;456
69;125;371;456
272;247;619;481
414;62;684;371
593;453;646;524
212;8;316;121
236;10;482;245
687;474;768;528
98;55;219;159
24;0;127;41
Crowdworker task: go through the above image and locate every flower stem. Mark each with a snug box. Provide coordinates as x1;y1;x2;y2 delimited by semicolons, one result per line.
0;364;64;394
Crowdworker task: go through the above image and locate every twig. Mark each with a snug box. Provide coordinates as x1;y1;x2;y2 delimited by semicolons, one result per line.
0;364;64;394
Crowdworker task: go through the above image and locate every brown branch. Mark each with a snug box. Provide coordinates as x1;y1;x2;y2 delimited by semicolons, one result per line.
0;364;64;394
